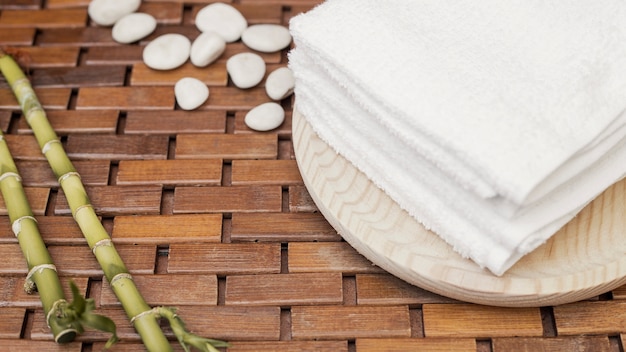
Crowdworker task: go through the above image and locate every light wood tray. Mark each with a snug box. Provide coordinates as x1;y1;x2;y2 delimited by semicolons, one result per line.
292;107;626;307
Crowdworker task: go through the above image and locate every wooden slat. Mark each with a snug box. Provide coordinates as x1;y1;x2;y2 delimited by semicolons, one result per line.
111;214;222;244
288;242;385;274
553;301;626;335
37;27;116;47
84;45;143;65
231;159;302;186
234;110;292;138
17;110;119;135
492;336;611;352
175;134;277;160
117;159;222;186
356;338;477;352
356;274;458;306
0;88;71;109
0;0;40;9
0;28;36;45
50;245;157;276
422;304;543;338
0;308;26;339
168;243;282;275
227;341;348;352
30;66;126;88
130;62;227;86
173;185;282;214
288;185;318;212
0;110;11;133
46;0;90;9
124;110;226;135
75;87;175;110
231;212;340;242
55;185;163;216
0;8;87;28
100;274;217;307
197;86;272;110
65;134;169;160
15;160;110;187
225;272;343;306
613;284;626;299
291;305;411;340
0;215;85;245
2;134;44;160
0;187;50;215
0;340;81;352
0;276;88;308
7;46;79;68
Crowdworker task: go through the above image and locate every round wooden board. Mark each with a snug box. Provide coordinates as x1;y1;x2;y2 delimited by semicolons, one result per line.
292;107;626;307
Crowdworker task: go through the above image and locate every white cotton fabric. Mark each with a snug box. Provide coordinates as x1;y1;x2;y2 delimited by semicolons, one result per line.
289;0;626;275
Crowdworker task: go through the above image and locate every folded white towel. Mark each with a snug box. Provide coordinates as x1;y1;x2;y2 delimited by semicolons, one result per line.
289;0;626;275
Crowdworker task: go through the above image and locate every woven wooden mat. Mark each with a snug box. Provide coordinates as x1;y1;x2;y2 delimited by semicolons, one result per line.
0;1;625;351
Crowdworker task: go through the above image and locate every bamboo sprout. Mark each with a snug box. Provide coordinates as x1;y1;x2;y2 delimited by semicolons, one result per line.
0;131;118;346
0;50;227;351
0;129;78;343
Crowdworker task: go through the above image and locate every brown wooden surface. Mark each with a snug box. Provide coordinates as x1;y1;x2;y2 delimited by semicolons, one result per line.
1;1;625;351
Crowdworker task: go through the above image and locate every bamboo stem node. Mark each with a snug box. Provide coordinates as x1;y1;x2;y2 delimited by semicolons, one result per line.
42;139;62;154
46;298;68;327
73;203;93;219
0;171;21;183
130;307;159;326
25;264;57;294
11;215;37;237
58;171;81;185
110;272;133;286
92;238;113;255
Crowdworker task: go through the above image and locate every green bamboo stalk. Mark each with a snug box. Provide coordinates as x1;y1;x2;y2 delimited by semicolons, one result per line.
0;130;78;343
0;50;228;351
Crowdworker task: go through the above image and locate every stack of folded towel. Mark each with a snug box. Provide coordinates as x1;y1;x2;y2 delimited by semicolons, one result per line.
289;0;626;276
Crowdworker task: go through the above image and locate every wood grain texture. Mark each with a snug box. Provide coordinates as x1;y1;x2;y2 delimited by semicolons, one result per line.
231;159;302;186
293;108;626;307
288;185;318;212
355;338;476;352
55;185;163;216
175;133;277;160
422;304;543;338
553;301;626;335
0;88;71;109
0;27;35;45
492;336;611;352
111;214;222;244
130;62;227;86
0;187;49;215
227;341;348;352
0;308;28;338
30;66;126;88
168;243;282;275
0;215;85;245
231;212;340;242
16;110;119;135
288;242;385;274
225;272;343;306
0;276;88;308
100;274;218;307
15;160;110;187
173;185;282;213
9;46;79;68
116;159;222;186
356;274;457;306
291;305;411;340
0;8;87;28
65;134;169;160
76;87;174;110
124;110;226;135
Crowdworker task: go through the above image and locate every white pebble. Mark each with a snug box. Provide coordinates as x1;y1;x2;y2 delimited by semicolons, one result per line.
226;52;266;89
242;24;292;53
175;77;209;111
195;3;247;43
190;31;226;67
245;102;285;131
265;67;295;100
112;13;157;44
143;34;191;70
88;0;141;26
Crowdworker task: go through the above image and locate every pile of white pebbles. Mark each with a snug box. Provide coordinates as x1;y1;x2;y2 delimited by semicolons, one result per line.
88;0;295;131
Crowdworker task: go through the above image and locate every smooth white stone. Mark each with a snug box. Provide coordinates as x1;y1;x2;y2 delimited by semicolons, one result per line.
245;102;285;131
88;0;141;26
265;67;295;100
143;34;191;70
112;13;157;44
195;3;247;43
226;52;266;89
242;24;292;53
175;77;209;110
190;31;226;67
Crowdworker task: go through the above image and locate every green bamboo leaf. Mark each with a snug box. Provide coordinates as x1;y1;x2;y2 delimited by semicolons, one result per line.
69;281;86;315
79;310;119;349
